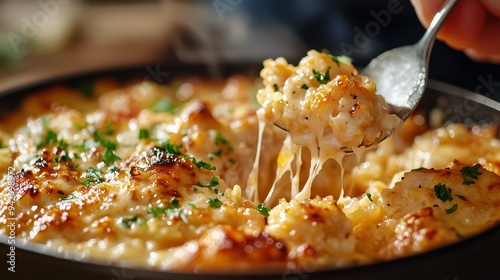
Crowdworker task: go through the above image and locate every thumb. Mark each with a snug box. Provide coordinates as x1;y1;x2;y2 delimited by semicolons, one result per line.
411;0;487;50
480;0;500;18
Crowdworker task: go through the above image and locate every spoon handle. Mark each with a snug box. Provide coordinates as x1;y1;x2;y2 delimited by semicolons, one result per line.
417;0;459;64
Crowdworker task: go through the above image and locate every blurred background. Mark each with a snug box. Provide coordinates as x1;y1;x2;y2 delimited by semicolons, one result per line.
0;0;499;100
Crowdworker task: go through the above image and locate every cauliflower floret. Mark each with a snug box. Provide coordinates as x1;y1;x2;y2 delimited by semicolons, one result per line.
266;196;357;267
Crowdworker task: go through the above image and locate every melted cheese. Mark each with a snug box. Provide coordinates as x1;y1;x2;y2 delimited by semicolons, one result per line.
251;50;402;203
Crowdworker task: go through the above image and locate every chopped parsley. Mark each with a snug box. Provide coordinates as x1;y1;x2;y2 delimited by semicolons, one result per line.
446;204;458;214
54;153;71;164
148;206;166;217
209;130;233;152
257;203;270;217
366;193;373;202
208;197;223;208
58;140;69;150
180;155;216;171
273;84;279;92
194;159;216;170
157;142;182;156
208;149;222;160
108;166;120;173
147;198;188;223
121;215;139;228
460;164;482;185
329;54;353;66
166;208;189;223
169;198;179;207
36;130;58;149
434;183;453;202
312;67;331;84
101;139;121;166
207;130;233;160
301;84;309;90
74;167;105;186
139;129;150;140
57;190;65;195
196;176;219;189
74;123;121;166
104;120;114;135
434;183;460;214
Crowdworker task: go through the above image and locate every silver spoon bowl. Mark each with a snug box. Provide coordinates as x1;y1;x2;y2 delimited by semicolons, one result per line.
361;0;459;121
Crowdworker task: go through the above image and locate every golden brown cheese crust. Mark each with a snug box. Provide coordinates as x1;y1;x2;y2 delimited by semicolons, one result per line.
0;71;500;273
382;161;500;235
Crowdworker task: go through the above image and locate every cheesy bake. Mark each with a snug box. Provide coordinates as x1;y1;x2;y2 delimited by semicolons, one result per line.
1;51;500;273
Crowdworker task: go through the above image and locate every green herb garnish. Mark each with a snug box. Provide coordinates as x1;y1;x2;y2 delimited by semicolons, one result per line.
446;204;458;214
366;193;373;202
148;199;188;223
208;198;223;208
101;139;121;166
209;130;233;152
37;130;58;149
108;166;120;173
257;203;270;217
329;55;353;66
139;129;150;140
121;215;139;228
208;149;222;160
312;67;331;84
196;176;219;189
180;155;216;171
105;120;114;135
460;164;482;185
158;142;182;156
434;183;453;202
74;167;105;186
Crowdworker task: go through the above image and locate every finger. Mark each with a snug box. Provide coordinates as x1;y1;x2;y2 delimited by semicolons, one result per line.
464;15;500;63
411;0;446;26
411;0;487;50
480;0;500;18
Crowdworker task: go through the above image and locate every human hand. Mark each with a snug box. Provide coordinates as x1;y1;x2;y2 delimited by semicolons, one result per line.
411;0;500;63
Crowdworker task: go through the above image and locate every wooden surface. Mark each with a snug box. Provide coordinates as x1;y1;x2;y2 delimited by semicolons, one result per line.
0;1;178;93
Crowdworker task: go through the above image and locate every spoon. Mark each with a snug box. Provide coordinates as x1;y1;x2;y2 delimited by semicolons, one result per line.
361;0;459;122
